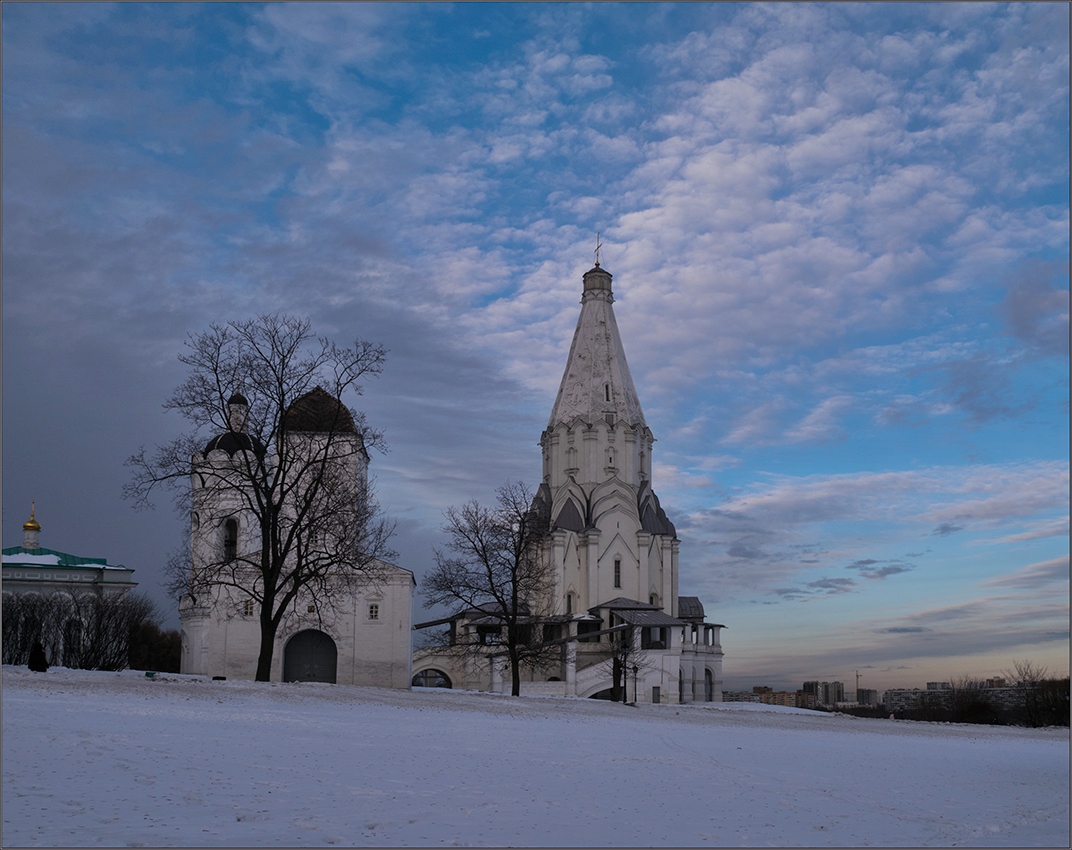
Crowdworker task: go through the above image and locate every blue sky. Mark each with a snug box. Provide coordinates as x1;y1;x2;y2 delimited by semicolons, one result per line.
3;2;1068;691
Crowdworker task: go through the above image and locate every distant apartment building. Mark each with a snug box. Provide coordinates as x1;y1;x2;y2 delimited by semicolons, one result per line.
883;688;937;712
884;680;1030;714
979;686;1032;710
856;688;879;706
722;691;760;703
803;680;845;705
728;686;824;709
747;686;799;707
796;690;818;709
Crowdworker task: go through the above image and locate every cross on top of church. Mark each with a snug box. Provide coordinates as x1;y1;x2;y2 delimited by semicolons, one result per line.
594;232;602;267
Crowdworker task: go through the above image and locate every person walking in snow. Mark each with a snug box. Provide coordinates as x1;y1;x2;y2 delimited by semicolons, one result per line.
28;641;49;673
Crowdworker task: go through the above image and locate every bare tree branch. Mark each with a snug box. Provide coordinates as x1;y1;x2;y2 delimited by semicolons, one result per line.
422;481;558;696
125;314;395;681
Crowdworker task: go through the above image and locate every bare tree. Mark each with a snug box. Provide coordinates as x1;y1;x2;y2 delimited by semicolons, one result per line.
1003;658;1049;688
948;675;998;725
1;591;158;671
422;481;557;696
125;314;395;681
593;623;660;704
1002;659;1052;727
609;625;637;703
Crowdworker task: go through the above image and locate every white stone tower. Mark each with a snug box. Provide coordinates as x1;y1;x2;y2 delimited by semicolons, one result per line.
535;262;679;616
180;388;413;686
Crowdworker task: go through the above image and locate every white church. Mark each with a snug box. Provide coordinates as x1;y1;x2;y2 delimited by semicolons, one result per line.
179;388;414;686
414;261;725;703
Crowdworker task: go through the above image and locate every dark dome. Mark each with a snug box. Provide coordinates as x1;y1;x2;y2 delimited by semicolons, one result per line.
204;431;266;457
228;392;249;405
283;386;356;433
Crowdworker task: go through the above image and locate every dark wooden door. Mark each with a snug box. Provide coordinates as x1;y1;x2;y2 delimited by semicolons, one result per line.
283;630;338;683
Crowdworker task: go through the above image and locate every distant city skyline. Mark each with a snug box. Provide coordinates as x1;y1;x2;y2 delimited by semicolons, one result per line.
3;3;1068;692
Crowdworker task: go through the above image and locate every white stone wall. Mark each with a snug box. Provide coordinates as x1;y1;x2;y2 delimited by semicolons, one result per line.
181;426;412;687
180;563;412;685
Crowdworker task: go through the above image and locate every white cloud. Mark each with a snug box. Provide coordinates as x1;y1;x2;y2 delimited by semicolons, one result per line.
783;395;854;444
981;556;1070;589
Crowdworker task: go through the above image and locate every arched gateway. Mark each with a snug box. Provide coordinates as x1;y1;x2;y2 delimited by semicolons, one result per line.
283;629;338;683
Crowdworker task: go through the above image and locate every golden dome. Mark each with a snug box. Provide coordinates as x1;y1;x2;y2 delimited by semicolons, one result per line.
23;502;40;532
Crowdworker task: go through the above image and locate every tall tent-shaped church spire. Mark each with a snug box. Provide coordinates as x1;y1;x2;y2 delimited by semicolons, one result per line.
548;265;646;432
538;260;670;614
414;255;725;704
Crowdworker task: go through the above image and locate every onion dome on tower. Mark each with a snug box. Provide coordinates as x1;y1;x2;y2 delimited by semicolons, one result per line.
282;386;357;434
22;502;41;550
204;392;266;457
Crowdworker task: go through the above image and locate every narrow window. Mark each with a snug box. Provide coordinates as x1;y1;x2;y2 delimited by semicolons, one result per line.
566;594;573;614
604;383;611;402
368;603;379;621
223;518;238;562
614;558;622;588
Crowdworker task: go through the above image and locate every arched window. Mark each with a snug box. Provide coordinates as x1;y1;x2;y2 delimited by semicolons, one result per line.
223;518;238;562
614;558;622;589
705;668;715;702
412;669;452;688
566;593;573;615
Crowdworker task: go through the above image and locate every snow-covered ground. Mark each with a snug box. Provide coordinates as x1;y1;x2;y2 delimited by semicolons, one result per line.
2;667;1068;848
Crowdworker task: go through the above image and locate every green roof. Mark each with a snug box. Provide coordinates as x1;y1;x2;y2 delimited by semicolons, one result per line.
2;546;113;569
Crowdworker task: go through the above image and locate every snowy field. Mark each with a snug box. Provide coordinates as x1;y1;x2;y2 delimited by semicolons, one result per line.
2;667;1068;848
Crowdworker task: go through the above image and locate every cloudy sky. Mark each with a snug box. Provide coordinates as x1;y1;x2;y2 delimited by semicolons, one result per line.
3;2;1068;692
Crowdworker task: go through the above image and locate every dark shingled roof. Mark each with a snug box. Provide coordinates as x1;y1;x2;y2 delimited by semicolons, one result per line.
592;597;660;611
283;386;356;433
638;483;676;537
677;596;705;622
614;608;686;628
204;431;266;457
552;499;586;532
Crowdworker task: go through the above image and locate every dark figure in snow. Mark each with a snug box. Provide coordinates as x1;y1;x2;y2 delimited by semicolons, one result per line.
28;641;49;673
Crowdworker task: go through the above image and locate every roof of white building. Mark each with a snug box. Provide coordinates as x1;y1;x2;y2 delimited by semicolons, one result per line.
2;546;125;571
548;265;646;430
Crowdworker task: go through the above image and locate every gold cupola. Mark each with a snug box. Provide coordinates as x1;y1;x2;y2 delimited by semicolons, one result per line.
22;501;41;549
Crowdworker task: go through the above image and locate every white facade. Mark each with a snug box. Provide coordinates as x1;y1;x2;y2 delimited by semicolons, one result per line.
180;566;413;687
415;263;724;702
180;390;414;687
